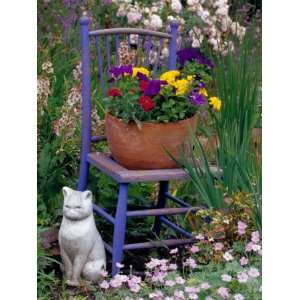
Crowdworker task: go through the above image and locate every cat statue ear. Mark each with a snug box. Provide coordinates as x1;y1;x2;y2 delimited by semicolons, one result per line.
83;190;92;200
62;186;73;198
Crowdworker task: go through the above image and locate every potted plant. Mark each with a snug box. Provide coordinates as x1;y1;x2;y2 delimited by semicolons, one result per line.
102;49;221;170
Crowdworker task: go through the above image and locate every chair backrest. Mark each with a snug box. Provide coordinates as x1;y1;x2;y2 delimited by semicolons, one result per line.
79;14;179;172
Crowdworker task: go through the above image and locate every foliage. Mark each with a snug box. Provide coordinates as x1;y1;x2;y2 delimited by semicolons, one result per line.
37;235;60;299
212;25;261;195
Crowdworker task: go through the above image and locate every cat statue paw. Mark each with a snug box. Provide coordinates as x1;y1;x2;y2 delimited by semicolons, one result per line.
59;187;106;286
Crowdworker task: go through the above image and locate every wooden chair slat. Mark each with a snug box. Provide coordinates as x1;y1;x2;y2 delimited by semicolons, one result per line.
95;36;105;93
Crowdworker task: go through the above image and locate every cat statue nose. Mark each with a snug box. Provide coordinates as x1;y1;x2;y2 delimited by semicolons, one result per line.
59;187;106;286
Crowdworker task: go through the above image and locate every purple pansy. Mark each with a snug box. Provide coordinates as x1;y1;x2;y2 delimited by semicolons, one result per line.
177;48;214;68
189;91;207;106
137;72;148;81
199;82;205;89
144;80;167;97
109;65;133;77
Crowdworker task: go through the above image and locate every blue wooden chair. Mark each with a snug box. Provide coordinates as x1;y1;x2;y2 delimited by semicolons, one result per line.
78;14;198;275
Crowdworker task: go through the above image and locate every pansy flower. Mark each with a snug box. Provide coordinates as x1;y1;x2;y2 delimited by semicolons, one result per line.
209;96;222;111
144;80;167;97
132;67;150;78
177;48;214;68
108;87;122;97
189;91;206;106
109;65;133;77
139;95;155;112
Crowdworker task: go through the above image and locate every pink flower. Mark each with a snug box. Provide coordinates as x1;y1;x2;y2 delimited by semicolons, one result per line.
188;294;198;299
146;258;168;269
237;221;248;235
129;283;141;293
175;276;186;284
165;280;176;287
223;251;234;261
200;282;211;289
170;248;178;254
99;280;110;289
169;263;178;271
217;287;230;299
237;272;249;283
245;242;254;252
252;244;261;252
110;274;129;288
240;257;249;266
128;276;142;293
190;245;200;253
251;231;260;243
248;267;260;278
195;233;205;240
99;270;108;277
185;287;200;293
221;274;232;282
234;294;245;300
160;264;168;272
149;291;164;299
129;275;142;285
174;290;185;299
205;297;214;300
214;242;224;251
183;258;197;269
151;271;167;283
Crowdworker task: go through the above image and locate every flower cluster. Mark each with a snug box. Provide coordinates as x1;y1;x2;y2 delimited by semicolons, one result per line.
52;62;104;153
37;61;54;116
111;0;246;55
97;231;261;299
104;49;222;125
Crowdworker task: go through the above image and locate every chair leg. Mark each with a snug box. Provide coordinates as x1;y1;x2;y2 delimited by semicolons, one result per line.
78;159;89;191
112;183;129;276
153;181;169;236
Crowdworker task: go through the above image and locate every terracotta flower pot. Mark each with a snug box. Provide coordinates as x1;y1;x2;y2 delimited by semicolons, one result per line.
105;113;198;170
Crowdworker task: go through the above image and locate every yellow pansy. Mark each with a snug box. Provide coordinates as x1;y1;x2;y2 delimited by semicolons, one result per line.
159;70;180;85
209;96;222;111
199;88;208;97
173;79;190;95
132;67;150;77
187;75;194;81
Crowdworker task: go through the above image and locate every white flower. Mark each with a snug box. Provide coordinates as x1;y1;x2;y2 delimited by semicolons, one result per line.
187;0;199;5
99;280;110;289
161;47;169;59
200;282;211;289
127;10;142;24
237;271;249;283
149;14;163;30
221;274;232;282
171;0;182;14
215;5;229;17
248;267;260;278
234;294;245;300
42;61;54;74
223;251;234;261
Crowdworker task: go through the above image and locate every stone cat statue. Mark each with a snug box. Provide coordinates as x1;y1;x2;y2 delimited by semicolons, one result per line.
59;187;106;286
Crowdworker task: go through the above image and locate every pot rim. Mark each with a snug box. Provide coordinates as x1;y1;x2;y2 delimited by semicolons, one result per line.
105;111;199;127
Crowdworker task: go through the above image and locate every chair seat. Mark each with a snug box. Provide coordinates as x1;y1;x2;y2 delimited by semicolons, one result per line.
87;152;190;183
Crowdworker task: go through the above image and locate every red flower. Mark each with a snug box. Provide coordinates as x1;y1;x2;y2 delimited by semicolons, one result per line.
108;88;122;97
139;95;155;112
139;80;149;92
